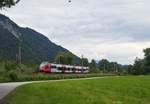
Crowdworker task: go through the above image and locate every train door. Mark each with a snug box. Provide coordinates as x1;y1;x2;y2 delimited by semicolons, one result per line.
61;65;66;73
73;66;76;73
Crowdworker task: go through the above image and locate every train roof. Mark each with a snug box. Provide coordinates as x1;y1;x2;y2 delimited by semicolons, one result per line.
40;62;89;69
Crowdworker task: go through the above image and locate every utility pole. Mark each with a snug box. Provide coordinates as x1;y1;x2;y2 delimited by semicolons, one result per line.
116;64;118;73
114;63;116;73
59;56;61;64
81;54;84;73
18;40;21;65
15;40;22;65
16;33;22;65
114;63;118;73
103;63;105;73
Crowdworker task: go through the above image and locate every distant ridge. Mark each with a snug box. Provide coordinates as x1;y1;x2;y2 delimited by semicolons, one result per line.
0;14;80;64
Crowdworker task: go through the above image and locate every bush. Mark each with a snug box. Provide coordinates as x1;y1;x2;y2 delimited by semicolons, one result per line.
89;68;100;73
8;71;18;81
4;61;18;71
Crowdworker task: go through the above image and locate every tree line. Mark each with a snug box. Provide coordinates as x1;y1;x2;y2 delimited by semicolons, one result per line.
127;48;150;75
55;48;150;75
54;52;126;74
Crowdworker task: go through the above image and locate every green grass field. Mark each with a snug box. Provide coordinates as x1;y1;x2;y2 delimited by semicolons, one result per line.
4;76;150;104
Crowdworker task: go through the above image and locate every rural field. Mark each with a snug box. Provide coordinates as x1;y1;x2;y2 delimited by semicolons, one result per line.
3;76;150;104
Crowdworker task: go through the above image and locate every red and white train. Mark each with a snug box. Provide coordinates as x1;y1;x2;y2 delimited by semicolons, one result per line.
39;62;89;73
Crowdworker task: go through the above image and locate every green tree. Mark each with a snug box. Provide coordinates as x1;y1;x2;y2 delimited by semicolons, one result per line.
143;48;150;74
55;54;65;64
80;58;89;66
109;62;118;72
0;0;20;8
127;65;133;74
55;52;74;65
98;59;109;72
132;58;145;75
98;59;124;74
89;59;99;73
90;59;96;68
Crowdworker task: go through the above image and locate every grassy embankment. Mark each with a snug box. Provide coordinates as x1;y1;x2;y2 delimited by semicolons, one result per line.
3;76;150;104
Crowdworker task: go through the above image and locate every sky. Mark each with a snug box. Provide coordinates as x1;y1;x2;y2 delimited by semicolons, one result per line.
1;0;150;64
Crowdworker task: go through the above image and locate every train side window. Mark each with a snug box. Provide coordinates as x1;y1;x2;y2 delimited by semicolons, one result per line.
67;68;71;71
58;67;62;70
51;65;57;68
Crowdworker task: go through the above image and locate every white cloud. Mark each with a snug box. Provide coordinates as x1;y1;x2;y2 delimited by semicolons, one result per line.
1;0;150;64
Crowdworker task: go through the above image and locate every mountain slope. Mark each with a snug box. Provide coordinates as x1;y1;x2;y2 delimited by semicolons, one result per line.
0;14;79;64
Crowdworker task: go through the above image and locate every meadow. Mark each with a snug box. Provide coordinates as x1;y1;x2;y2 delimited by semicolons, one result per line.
3;76;150;104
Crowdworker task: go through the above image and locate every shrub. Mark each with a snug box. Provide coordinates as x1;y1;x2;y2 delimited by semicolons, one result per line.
4;61;18;72
8;71;18;81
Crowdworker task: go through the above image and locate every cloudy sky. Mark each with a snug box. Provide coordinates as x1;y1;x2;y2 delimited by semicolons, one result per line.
2;0;150;64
